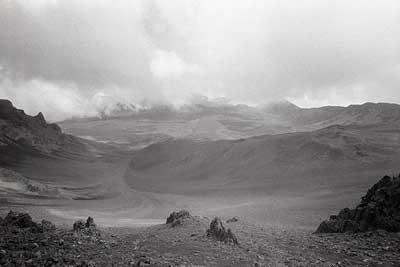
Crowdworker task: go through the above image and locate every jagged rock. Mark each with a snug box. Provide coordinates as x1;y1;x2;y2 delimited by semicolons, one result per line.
85;217;96;228
34;112;47;125
0;98;84;154
2;210;39;229
316;175;400;233
40;219;56;232
226;217;239;223
73;220;86;231
207;217;238;244
73;217;98;236
166;210;191;227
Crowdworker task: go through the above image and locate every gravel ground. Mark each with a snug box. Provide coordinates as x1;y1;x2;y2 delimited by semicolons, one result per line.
1;211;399;267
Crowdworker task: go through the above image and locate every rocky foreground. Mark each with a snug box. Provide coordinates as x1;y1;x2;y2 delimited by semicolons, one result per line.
317;175;400;233
0;209;400;267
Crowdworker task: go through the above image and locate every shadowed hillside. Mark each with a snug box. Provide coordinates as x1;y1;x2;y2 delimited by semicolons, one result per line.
0;99;87;165
125;123;400;196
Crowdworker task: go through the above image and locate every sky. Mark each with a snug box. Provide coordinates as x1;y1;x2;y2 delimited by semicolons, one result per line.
0;0;399;121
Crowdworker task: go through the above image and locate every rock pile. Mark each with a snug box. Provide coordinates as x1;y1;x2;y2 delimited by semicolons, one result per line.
0;210;55;233
2;210;38;229
73;217;98;236
316;175;400;233
207;217;238;244
0;211;113;266
166;210;191;227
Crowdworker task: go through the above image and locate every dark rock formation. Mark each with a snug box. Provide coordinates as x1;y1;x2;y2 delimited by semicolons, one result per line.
0;98;84;155
73;220;86;231
207;217;238;244
166;210;191;227
74;217;97;233
0;99;15;116
85;216;96;228
2;210;38;229
0;212;108;266
0;211;57;234
316;175;400;233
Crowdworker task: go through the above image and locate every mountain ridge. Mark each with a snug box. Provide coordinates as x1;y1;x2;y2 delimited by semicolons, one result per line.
0;99;85;157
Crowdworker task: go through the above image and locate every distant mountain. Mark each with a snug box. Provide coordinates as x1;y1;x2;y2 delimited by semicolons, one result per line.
60;98;400;145
265;102;400;130
0;99;85;160
261;100;301;115
103;102;137;118
65;97;400;128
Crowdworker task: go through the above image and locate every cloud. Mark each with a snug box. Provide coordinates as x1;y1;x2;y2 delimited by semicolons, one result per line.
0;76;94;121
0;0;399;119
149;49;202;79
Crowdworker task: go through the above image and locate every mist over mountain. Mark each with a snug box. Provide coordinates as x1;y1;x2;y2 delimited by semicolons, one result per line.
61;98;400;144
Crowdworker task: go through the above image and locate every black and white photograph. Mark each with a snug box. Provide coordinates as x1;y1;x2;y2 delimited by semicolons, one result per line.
0;0;400;266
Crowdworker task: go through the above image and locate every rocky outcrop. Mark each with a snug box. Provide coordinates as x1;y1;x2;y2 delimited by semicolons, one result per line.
166;210;191;227
85;217;96;228
0;210;55;233
0;99;84;154
2;210;38;229
316;175;400;233
0;212;112;266
73;217;97;235
207;217;238;244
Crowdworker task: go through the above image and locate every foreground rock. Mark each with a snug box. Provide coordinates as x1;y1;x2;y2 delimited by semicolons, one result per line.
166;210;191;227
207;217;238;244
73;216;100;238
0;211;160;266
0;210;256;266
0;210;55;233
2;210;38;229
1;210;399;266
316;175;400;233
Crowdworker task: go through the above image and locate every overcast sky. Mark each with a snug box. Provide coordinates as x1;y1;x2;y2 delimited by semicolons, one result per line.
0;0;399;121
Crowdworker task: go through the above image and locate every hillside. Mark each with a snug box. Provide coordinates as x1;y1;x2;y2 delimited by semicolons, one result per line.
125;123;400;196
0;100;125;203
60;100;400;145
268;102;400;130
0;99;86;158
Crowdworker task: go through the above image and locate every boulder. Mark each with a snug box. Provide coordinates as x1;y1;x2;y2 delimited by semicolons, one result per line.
73;217;97;234
316;175;400;233
166;210;191;227
73;220;86;231
207;217;238;244
85;217;96;228
2;210;38;229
